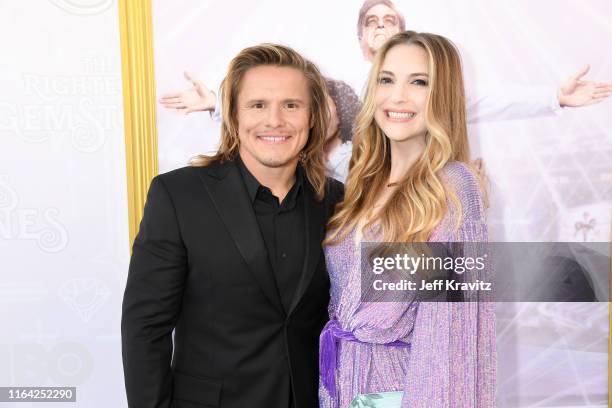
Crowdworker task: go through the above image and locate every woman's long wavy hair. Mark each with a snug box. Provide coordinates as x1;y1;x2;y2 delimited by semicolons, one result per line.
190;43;329;200
326;31;471;244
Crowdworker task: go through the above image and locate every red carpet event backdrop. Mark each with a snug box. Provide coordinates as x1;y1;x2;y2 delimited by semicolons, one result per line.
0;0;610;407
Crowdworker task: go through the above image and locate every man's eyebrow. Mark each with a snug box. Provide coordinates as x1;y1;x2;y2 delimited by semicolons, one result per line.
242;98;308;104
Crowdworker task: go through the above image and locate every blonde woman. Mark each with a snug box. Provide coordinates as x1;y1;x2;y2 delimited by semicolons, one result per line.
319;31;495;407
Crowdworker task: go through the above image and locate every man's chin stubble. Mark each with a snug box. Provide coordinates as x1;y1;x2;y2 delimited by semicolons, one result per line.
257;157;298;169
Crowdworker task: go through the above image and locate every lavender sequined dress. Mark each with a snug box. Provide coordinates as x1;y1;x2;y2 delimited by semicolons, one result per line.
319;162;496;408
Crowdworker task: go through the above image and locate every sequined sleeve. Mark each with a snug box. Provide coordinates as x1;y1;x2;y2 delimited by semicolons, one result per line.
401;162;496;407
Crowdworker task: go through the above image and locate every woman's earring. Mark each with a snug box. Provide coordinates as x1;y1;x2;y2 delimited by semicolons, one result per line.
299;151;307;163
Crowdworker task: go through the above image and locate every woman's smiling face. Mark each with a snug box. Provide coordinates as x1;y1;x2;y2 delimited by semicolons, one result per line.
374;43;430;145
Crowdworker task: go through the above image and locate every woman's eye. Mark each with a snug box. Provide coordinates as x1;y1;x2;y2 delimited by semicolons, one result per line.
286;103;298;109
412;79;428;86
252;103;264;109
378;77;393;85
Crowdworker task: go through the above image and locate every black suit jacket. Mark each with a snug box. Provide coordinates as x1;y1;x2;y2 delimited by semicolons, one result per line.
121;159;344;408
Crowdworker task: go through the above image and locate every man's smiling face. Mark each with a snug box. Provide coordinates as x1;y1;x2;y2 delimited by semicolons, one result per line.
236;65;312;171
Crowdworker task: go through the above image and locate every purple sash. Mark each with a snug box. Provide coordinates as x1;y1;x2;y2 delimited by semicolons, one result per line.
319;319;411;401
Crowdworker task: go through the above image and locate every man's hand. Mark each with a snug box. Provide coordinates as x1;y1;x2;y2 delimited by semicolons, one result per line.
159;71;217;114
558;65;612;107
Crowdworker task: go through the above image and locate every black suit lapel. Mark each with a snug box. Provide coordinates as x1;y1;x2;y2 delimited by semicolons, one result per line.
288;184;326;316
196;161;285;315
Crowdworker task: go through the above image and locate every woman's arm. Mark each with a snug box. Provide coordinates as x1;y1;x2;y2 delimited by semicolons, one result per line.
401;162;496;407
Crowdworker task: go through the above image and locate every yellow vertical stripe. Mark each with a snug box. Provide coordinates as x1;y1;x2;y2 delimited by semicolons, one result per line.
118;0;158;248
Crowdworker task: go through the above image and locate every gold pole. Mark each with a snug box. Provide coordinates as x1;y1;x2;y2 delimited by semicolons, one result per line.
118;0;158;247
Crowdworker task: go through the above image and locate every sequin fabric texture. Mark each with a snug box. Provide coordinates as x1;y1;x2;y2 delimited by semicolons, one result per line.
319;162;497;408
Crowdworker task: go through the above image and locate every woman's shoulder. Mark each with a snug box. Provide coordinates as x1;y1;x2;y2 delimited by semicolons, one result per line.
438;161;485;219
438;161;478;185
438;161;482;195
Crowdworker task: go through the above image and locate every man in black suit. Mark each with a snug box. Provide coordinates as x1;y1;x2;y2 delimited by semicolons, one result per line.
121;44;344;408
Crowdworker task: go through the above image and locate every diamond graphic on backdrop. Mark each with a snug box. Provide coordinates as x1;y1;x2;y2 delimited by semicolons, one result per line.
59;278;110;322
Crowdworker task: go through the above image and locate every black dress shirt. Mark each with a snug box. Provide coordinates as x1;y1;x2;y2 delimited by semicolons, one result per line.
237;158;306;313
